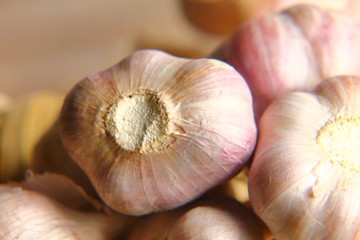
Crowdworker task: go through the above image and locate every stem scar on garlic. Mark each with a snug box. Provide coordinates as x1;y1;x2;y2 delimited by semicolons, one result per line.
248;75;360;240
59;49;257;216
316;112;360;172
105;90;172;154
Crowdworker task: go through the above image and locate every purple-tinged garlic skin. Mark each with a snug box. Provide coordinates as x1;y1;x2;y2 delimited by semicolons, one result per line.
0;173;132;240
212;4;360;120
59;49;257;215
248;76;360;239
125;197;273;240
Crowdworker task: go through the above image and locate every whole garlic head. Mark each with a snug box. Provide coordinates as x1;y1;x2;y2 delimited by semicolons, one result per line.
248;75;360;239
212;5;360;120
59;49;257;215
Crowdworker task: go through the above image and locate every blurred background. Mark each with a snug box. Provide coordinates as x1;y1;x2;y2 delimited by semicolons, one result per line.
0;0;223;97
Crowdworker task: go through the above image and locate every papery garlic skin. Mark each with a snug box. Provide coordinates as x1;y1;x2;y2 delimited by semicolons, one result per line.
0;173;131;240
248;75;360;239
126;197;272;240
167;198;272;240
212;5;360;120
60;49;257;215
0;186;110;240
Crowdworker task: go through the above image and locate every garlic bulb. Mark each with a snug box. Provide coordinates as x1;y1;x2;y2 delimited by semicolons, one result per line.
248;75;360;239
126;197;273;240
179;0;356;35
59;49;257;215
0;172;133;240
212;5;360;120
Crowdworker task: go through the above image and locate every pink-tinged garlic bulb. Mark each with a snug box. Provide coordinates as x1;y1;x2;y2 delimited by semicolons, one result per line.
0;172;133;240
59;49;257;215
248;75;360;239
212;4;360;120
126;197;273;240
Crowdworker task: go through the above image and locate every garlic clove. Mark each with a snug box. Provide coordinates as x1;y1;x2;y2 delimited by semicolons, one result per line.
0;172;134;240
211;4;360;120
205;166;250;203
0;90;97;197
125;197;273;240
221;166;250;202
0;90;64;182
60;49;257;215
248;75;360;239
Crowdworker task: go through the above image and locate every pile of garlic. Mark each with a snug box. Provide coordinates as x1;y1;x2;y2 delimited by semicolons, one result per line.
0;3;359;240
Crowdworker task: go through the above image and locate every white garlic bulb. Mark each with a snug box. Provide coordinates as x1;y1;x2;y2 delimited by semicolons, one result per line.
0;172;133;240
248;75;360;239
212;5;360;120
59;49;257;215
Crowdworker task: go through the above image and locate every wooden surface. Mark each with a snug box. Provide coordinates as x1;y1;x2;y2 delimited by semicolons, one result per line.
0;0;223;97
